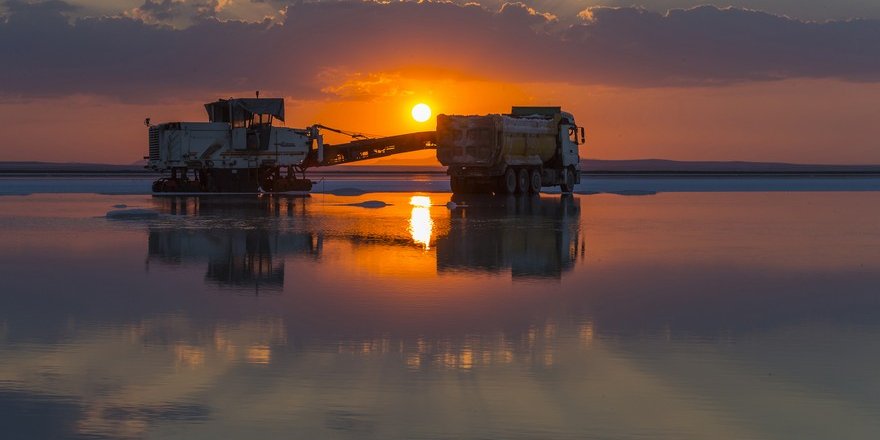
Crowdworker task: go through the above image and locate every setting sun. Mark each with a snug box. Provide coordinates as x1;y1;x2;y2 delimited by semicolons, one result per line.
411;103;431;123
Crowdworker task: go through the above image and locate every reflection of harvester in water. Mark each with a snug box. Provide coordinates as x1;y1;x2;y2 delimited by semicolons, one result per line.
436;195;583;278
147;197;321;292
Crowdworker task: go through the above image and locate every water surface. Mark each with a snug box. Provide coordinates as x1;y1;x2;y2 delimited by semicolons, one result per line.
1;189;879;439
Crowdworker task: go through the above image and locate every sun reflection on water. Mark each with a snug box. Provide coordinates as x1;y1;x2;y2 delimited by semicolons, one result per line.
408;195;433;250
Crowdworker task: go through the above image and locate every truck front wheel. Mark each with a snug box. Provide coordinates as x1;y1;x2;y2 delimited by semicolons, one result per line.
560;167;575;193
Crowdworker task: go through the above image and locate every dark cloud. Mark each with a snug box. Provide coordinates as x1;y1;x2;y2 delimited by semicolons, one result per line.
1;0;77;25
566;6;880;85
0;1;878;101
126;0;222;26
3;0;76;14
133;0;186;22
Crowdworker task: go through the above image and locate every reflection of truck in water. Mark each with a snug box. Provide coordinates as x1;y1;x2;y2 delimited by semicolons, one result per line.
437;107;585;194
436;195;583;278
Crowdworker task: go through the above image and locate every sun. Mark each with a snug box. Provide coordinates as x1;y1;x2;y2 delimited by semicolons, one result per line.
411;103;431;123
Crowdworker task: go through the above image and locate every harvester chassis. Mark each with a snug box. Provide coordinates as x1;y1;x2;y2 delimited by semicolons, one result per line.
151;166;312;194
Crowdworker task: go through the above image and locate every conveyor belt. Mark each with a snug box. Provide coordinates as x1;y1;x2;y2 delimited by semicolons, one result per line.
305;131;436;167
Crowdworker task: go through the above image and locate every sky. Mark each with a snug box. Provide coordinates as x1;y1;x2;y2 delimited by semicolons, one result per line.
0;0;879;165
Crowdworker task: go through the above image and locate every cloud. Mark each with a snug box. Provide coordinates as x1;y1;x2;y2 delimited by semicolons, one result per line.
0;1;878;101
497;2;557;26
124;0;221;26
319;71;415;101
565;5;880;85
124;0;255;27
1;0;77;24
3;0;76;14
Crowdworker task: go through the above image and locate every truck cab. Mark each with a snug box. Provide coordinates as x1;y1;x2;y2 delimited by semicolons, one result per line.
557;110;584;168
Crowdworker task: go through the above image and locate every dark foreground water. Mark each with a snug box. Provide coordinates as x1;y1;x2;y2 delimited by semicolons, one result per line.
1;188;880;439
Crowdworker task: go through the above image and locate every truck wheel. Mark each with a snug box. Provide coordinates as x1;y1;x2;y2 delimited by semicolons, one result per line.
503;168;517;194
450;176;463;193
462;179;476;194
529;169;542;194
516;168;529;194
560;167;575;193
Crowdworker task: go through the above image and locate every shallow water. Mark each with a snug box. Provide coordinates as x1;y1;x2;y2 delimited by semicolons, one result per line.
1;189;879;439
3;173;880;195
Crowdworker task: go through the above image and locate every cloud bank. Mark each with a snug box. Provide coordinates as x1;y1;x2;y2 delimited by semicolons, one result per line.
1;0;879;101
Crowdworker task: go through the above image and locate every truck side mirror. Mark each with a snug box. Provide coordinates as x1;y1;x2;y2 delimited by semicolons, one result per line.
580;127;585;144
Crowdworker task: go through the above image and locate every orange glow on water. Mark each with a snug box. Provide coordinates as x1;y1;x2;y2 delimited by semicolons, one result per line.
408;195;433;249
246;345;271;365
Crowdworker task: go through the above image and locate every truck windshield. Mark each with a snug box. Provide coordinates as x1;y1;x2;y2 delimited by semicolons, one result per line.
568;126;578;143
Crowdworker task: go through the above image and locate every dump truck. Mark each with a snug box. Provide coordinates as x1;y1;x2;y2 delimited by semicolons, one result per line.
436;107;585;194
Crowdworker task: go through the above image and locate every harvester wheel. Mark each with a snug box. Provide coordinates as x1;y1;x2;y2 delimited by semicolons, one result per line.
502;168;517;194
560;167;575;193
529;169;542;193
516;168;529;194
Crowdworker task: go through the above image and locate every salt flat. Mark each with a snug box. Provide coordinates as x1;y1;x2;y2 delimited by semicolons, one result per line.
2;173;880;196
0;188;879;439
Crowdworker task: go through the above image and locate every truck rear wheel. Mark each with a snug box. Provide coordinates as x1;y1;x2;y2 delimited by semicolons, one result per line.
560;167;575;193
516;168;529;194
529;169;542;194
450;175;464;193
502;168;517;194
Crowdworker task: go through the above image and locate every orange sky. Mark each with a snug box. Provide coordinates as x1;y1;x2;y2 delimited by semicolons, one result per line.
1;2;879;165
2;77;879;165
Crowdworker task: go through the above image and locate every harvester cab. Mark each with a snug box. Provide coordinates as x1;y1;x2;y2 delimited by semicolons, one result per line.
204;98;287;151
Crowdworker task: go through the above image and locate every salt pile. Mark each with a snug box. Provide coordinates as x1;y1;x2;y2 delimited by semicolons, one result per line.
105;208;160;219
348;200;389;208
329;187;368;196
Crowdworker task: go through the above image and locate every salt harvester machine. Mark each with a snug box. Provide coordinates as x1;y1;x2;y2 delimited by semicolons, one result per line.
146;97;436;193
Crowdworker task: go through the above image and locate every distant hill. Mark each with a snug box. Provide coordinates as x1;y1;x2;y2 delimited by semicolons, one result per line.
581;159;880;174
259;160;880;174
0;161;150;173
2;160;880;174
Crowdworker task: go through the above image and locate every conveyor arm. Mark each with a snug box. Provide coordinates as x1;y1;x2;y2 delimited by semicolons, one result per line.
304;131;437;168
